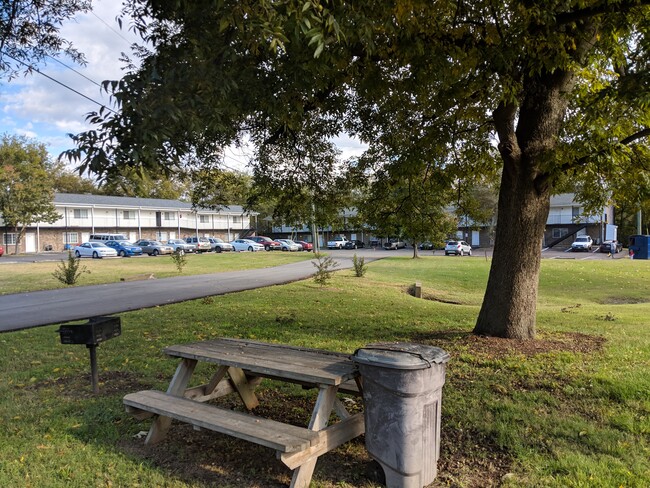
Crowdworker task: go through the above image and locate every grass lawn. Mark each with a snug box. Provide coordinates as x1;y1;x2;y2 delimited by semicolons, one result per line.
0;256;648;487
0;251;312;295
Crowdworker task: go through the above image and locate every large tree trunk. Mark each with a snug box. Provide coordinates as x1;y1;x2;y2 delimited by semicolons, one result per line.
474;70;575;339
473;159;551;339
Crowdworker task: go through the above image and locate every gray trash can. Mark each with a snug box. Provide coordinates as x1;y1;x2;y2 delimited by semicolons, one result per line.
353;343;450;488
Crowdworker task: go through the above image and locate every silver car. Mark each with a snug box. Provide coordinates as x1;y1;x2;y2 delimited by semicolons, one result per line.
445;240;472;256
277;239;301;252
134;239;174;256
167;239;196;254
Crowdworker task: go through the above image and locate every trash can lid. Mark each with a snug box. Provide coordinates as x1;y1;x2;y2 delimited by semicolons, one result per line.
352;342;450;370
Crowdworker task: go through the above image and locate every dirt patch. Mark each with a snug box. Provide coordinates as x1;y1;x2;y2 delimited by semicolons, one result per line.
24;370;157;398
599;296;649;305
120;388;511;488
404;285;465;305
411;330;606;357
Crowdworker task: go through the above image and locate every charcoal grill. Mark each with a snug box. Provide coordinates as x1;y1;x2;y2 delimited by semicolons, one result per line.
58;316;121;393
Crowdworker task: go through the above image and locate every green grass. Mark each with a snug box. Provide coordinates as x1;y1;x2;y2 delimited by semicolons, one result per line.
0;256;649;487
0;251;312;294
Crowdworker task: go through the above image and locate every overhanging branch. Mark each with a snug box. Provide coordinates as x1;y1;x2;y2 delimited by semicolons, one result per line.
556;0;650;25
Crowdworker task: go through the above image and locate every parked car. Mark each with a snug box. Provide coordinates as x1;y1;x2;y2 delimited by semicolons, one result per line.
343;239;365;249
383;239;406;250
134;239;174;256
230;239;265;252
0;245;3;257
419;242;434;250
598;240;623;253
445;240;472;256
296;240;313;251
208;237;234;253
105;240;143;257
277;239;301;252
570;235;593;251
167;239;196;254
74;242;118;259
185;236;212;253
248;236;282;251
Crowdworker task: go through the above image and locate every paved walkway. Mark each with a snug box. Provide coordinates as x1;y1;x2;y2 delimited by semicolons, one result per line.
0;256;374;333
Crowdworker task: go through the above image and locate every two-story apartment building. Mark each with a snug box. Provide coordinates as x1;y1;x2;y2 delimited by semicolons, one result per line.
1;193;257;254
269;193;616;249
543;193;617;249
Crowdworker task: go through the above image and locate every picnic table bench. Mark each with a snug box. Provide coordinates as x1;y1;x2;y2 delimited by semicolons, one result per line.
124;338;364;488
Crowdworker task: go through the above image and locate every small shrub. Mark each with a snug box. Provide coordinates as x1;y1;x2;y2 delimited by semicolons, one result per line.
171;249;187;273
52;252;90;285
352;254;367;277
312;253;338;288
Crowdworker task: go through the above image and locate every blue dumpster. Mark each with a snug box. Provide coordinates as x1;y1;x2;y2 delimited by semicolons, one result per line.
628;235;650;259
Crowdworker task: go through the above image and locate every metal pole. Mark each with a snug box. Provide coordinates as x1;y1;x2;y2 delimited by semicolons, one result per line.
87;344;99;394
637;210;643;235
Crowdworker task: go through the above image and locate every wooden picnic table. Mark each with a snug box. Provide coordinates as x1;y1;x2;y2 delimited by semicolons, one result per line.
123;338;365;488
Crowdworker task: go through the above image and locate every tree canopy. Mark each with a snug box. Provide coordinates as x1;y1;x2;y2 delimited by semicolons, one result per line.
66;0;650;339
0;0;91;80
0;134;60;254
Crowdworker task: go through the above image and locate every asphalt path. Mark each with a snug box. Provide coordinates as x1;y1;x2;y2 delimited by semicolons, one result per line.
0;246;625;333
0;254;383;333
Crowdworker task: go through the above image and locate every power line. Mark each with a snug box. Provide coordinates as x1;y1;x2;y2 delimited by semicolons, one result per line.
91;11;134;47
45;54;101;87
1;51;117;114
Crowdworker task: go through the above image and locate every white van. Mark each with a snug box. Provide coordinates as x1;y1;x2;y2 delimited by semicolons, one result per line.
89;233;130;242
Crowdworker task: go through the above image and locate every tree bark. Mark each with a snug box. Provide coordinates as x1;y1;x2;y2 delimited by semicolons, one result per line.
473;160;550;339
475;70;574;339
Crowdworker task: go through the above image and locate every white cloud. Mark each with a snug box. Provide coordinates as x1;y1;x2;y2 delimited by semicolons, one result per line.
0;0;138;157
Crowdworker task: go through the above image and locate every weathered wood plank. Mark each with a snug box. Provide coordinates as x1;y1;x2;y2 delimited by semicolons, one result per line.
290;386;339;488
146;358;197;444
228;366;259;410
164;339;358;386
124;390;318;453
183;376;263;402
280;413;365;470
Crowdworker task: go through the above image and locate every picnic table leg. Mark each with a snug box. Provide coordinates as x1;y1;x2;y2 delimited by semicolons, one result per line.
145;358;197;444
228;366;260;410
289;386;338;488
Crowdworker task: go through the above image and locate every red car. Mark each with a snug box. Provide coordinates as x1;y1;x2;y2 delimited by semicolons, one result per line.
296;241;313;251
0;245;3;257
248;236;282;251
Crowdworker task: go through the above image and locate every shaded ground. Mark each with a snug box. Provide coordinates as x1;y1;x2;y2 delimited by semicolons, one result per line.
26;331;605;487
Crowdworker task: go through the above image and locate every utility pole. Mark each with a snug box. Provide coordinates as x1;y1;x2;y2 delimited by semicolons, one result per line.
311;199;319;253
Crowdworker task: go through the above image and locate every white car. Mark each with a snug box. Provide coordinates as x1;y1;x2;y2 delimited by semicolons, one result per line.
74;242;118;259
571;235;593;251
445;240;472;256
277;239;301;252
229;239;265;252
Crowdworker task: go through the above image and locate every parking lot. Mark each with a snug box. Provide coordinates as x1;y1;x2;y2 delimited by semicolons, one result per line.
0;244;630;264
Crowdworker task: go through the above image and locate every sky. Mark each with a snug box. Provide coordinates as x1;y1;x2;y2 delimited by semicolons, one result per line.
0;1;366;174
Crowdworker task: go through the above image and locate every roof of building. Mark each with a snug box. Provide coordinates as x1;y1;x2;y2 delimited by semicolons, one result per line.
54;193;253;214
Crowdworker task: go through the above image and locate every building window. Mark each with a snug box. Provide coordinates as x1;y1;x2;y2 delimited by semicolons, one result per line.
552;228;569;239
63;232;78;244
164;212;175;221
123;210;136;220
232;216;242;224
156;231;167;241
199;215;210;224
3;233;17;245
73;209;89;219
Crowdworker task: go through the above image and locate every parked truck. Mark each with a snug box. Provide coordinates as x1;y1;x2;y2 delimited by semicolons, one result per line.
327;236;348;249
